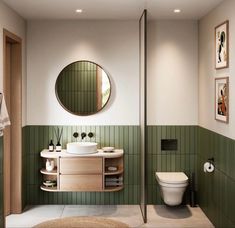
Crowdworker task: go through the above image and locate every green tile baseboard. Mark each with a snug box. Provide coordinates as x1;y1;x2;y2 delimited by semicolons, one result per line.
147;126;198;204
23;125;140;205
23;125;198;206
20;125;235;228
198;127;235;228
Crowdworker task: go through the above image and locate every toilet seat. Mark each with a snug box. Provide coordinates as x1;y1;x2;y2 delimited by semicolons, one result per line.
157;181;188;188
155;172;188;184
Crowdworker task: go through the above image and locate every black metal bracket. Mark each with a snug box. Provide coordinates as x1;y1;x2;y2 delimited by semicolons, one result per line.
207;157;214;169
208;157;214;163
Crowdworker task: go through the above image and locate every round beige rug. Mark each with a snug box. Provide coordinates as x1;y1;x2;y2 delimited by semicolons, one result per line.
34;216;129;228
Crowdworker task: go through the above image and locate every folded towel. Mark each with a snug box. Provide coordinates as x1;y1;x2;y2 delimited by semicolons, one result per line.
105;182;123;187
0;93;11;136
106;177;123;182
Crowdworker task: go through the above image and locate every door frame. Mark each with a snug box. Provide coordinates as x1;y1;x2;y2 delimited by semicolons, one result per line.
3;29;22;217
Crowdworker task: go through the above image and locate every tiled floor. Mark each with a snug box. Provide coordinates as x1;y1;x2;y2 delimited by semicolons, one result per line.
6;205;214;228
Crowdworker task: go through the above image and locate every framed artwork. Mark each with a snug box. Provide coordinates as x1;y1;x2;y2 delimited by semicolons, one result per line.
215;77;229;123
215;20;229;69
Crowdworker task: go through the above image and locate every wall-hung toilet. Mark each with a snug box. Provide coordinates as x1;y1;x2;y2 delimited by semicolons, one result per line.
155;172;188;206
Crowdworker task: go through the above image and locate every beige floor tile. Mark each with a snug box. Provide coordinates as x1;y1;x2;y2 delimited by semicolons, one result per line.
144;205;214;228
6;205;214;228
6;205;65;228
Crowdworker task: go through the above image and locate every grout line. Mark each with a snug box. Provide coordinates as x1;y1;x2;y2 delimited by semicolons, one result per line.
60;205;65;218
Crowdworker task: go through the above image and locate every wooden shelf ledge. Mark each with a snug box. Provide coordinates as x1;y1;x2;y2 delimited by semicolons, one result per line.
40;168;58;175
104;168;124;175
40;185;58;192
104;186;124;192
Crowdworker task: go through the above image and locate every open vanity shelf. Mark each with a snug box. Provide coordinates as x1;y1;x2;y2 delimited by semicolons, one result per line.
40;157;59;191
40;186;58;192
40;149;124;192
103;156;123;192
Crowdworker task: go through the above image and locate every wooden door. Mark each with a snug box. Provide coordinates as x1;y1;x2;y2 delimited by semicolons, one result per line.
3;29;22;218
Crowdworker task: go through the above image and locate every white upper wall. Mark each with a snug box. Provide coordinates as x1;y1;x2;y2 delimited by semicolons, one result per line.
0;1;26;126
147;20;198;125
199;0;235;139
27;20;139;125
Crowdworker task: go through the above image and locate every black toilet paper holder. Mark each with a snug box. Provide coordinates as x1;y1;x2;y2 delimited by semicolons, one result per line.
207;157;214;169
208;157;214;162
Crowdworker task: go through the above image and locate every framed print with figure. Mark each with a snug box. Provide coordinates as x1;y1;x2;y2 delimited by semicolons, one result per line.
215;21;229;69
215;77;229;123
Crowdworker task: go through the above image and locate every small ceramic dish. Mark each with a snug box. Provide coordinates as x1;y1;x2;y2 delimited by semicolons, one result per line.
102;147;114;152
43;181;57;187
107;166;118;172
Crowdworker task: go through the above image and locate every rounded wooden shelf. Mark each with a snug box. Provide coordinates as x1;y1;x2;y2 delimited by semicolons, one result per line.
40;185;58;192
40;148;124;192
40;168;57;175
104;168;124;175
104;186;124;192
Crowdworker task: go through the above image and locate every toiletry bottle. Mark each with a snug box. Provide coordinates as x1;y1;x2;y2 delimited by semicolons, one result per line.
46;159;50;171
50;160;55;170
49;140;54;152
56;142;62;152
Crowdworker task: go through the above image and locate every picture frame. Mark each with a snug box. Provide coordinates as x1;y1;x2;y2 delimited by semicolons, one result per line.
215;77;229;123
215;20;229;69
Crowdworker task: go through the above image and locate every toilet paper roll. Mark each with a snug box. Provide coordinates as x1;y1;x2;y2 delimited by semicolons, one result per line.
203;162;215;173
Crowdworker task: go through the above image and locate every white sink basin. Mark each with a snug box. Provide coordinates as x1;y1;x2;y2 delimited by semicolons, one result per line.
67;142;98;154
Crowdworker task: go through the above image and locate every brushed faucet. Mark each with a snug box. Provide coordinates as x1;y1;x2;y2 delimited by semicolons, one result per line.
81;132;86;140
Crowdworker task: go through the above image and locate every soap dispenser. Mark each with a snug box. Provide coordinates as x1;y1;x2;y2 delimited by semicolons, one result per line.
56;142;62;152
49;140;54;152
54;127;63;152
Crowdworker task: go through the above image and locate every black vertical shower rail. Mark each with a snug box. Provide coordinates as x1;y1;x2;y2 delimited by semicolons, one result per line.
139;9;147;223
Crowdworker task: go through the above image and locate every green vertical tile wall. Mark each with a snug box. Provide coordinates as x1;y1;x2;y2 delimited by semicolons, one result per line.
147;126;198;204
19;124;235;227
198;127;235;228
22;125;199;206
0;136;3;227
23;125;140;205
22;127;27;209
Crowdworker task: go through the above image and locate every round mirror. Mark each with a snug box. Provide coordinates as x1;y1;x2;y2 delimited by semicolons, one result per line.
55;61;111;116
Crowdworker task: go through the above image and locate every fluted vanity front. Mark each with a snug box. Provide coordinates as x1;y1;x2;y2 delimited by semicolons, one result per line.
40;149;124;192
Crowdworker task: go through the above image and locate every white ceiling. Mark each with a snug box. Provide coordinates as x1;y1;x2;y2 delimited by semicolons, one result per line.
3;0;224;20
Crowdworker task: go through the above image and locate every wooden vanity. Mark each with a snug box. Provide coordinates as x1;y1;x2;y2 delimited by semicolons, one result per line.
40;149;124;192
